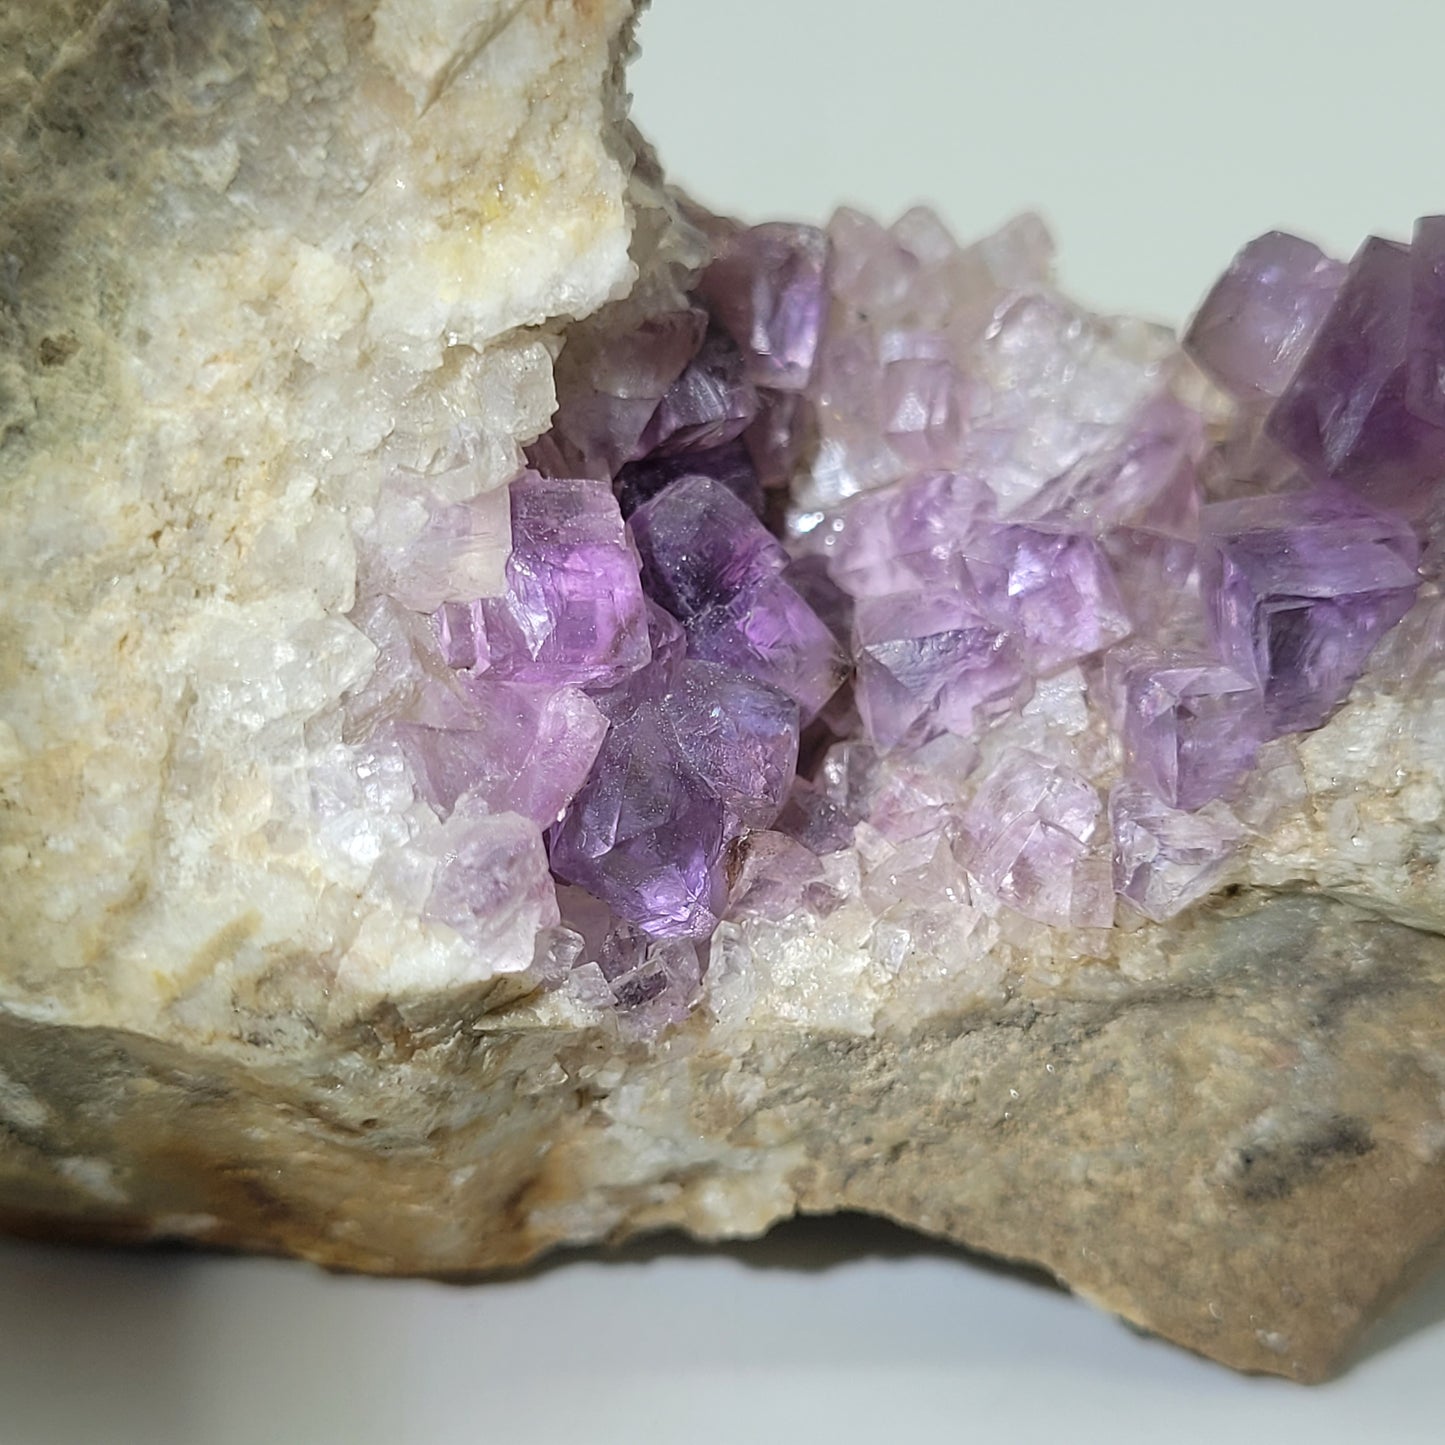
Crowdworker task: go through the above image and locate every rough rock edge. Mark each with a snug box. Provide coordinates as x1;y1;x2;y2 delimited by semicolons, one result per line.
1;0;1443;1383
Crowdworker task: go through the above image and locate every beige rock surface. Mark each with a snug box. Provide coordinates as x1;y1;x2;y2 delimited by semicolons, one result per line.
2;0;1443;1383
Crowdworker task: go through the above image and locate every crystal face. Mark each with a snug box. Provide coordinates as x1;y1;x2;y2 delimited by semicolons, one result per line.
1199;490;1420;735
354;200;1442;1026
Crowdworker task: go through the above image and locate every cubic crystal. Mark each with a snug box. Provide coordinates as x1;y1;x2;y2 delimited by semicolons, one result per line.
1199;488;1420;734
1184;232;1346;401
698;221;830;392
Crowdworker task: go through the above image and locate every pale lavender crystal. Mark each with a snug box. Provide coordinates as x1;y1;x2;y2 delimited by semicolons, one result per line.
374;482;511;616
698;222;830;392
439;472;651;689
1267;236;1445;509
1199;488;1420;735
1106;649;1264;810
853;591;1024;749
828;471;996;598
728;829;829;923
1110;783;1244;923
634;331;760;457
425;807;560;972
686;573;847;721
968;525;1133;672
956;750;1113;929
628;474;788;619
558;888;706;1031
1020;396;1204;541
1184;232;1346;401
535;308;706;479
1406;215;1445;429
878;355;968;469
394;678;607;826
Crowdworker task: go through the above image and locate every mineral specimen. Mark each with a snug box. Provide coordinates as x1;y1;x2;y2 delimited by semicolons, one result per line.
3;0;1445;1388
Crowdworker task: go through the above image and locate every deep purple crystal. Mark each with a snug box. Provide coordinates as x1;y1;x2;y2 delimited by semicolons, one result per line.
549;660;800;938
1266;236;1445;510
634;330;761;457
1199;488;1420;734
613;438;764;519
698;222;830;392
628;474;788;619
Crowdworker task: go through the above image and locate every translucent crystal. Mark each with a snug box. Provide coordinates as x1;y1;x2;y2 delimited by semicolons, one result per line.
441;472;651;688
853;590;1024;749
1184;232;1346;402
635;330;760;457
1106;648;1265;809
1110;783;1244;922
1267;236;1445;510
425;807;560;975
956;750;1113;928
394;679;607;826
698;221;830;392
549;661;799;939
1200;488;1420;734
628;474;788;620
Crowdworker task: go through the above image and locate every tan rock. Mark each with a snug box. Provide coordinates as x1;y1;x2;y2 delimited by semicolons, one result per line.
2;0;1442;1383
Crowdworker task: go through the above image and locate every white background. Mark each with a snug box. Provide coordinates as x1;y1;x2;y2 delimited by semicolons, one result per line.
4;2;1445;1441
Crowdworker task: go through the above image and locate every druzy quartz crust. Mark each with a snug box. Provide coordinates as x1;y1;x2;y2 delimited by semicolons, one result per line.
351;203;1441;1029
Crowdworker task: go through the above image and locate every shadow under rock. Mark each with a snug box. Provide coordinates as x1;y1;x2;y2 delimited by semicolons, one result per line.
482;1209;1068;1292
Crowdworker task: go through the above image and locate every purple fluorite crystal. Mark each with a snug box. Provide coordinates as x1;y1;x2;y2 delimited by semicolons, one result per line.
853;591;1023;749
635;330;760;457
1184;232;1346;402
361;199;1445;1029
436;472;651;689
549;660;798;938
534;309;707;480
1106;649;1264;810
697;222;830;392
396;679;608;826
1266;237;1445;510
1199;488;1420;735
1110;784;1244;923
630;475;846;718
956;750;1113;929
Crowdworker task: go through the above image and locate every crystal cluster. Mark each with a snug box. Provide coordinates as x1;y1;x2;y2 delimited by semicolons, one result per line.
347;203;1443;1024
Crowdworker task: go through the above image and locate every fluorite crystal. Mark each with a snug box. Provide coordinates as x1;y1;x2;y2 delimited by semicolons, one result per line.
360;196;1440;1017
1199;489;1420;734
